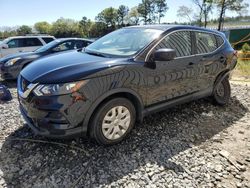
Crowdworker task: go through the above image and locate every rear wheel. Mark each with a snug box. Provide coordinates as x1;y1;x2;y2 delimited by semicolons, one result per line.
90;98;136;145
213;78;231;105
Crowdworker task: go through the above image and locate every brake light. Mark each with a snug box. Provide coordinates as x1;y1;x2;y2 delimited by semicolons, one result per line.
233;50;238;58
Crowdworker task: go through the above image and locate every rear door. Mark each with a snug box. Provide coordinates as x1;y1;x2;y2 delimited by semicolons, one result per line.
22;38;43;52
192;31;225;92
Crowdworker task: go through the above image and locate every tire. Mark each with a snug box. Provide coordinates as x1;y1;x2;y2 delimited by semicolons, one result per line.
213;78;231;105
90;98;136;145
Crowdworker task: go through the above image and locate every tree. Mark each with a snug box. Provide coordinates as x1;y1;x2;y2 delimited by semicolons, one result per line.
154;0;168;23
96;7;118;29
128;6;140;25
117;5;129;26
50;18;81;38
203;0;213;28
192;0;204;26
216;0;249;31
34;21;51;34
17;25;32;35
89;22;108;38
177;6;193;23
138;0;155;24
192;0;213;27
79;16;92;37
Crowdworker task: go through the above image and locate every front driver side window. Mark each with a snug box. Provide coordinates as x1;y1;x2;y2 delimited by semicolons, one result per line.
7;39;19;48
155;31;192;57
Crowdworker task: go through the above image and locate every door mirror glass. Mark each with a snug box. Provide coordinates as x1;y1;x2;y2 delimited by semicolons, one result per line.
153;48;176;61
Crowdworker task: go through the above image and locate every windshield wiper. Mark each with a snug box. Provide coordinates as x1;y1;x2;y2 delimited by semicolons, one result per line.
85;50;107;57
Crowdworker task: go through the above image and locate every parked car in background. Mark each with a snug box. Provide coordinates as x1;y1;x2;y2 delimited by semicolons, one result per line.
0;35;55;58
0;38;93;80
18;25;237;145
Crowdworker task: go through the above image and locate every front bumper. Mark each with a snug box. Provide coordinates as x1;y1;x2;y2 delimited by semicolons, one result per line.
20;105;86;138
18;78;89;138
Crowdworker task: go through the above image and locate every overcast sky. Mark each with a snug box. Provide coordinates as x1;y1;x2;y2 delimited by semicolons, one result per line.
0;0;249;28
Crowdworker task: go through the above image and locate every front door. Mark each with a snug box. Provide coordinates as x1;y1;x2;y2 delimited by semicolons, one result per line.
146;31;200;106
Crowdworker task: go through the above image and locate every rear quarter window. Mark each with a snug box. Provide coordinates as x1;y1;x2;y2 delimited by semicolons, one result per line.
216;35;224;47
195;32;217;54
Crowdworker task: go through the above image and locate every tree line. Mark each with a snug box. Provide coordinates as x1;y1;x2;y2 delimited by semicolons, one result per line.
0;0;249;39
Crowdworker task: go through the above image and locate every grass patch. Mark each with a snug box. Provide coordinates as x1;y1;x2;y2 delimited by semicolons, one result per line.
232;59;250;80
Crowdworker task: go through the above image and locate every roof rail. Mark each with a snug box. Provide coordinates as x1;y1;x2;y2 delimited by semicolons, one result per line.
25;34;51;36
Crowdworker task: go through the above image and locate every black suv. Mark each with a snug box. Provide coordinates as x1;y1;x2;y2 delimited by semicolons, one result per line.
18;25;237;145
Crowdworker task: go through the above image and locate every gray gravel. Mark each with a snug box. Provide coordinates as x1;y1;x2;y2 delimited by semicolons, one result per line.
0;80;250;188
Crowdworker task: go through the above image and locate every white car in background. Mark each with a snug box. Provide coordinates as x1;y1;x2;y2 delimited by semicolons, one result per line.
0;35;55;58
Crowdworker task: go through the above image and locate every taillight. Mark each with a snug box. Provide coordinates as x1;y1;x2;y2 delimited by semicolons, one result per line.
233;50;238;58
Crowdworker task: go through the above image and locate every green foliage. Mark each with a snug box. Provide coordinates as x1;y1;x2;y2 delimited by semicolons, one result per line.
17;25;32;35
128;6;140;25
89;22;108;38
34;22;51;34
154;0;168;23
79;17;92;37
96;7;118;28
137;0;156;24
242;43;250;52
117;5;129;26
50;18;82;38
241;43;250;60
235;59;250;77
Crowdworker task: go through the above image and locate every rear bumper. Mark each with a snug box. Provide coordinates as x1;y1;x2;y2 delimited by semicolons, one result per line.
20;105;87;139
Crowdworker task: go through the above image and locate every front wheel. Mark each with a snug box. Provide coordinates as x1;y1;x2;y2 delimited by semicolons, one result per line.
90;98;136;145
213;78;231;105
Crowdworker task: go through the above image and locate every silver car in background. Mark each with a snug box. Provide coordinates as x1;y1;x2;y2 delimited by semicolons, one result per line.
0;35;55;58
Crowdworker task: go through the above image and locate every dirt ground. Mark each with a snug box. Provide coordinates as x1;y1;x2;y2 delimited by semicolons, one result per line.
0;79;249;187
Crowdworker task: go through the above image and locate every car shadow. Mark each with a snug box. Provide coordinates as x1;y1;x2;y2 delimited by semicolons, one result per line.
0;96;248;187
0;79;17;89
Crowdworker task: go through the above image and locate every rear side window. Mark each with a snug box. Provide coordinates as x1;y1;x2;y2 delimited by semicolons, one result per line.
195;32;217;54
155;31;192;57
42;37;54;44
23;38;43;47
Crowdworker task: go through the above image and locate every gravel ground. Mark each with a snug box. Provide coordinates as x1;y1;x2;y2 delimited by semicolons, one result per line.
0;80;249;188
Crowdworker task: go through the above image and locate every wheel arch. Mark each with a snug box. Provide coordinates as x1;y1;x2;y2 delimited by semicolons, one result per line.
83;88;144;135
214;69;231;90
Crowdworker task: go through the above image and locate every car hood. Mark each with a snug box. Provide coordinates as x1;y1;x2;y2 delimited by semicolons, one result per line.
21;51;130;83
0;51;40;62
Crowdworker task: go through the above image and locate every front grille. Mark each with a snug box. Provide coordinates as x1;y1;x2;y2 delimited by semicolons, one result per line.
21;76;30;92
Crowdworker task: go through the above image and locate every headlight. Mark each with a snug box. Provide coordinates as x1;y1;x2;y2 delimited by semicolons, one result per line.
4;57;21;67
33;80;88;96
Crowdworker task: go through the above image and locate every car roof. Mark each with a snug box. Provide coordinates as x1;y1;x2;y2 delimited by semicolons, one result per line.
126;24;223;35
56;38;93;42
7;35;55;39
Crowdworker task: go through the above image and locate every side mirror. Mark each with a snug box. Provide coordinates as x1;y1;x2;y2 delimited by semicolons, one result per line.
153;48;176;61
2;44;9;49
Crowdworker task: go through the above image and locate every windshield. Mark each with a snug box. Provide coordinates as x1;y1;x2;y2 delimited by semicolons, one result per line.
85;28;163;57
35;40;60;52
